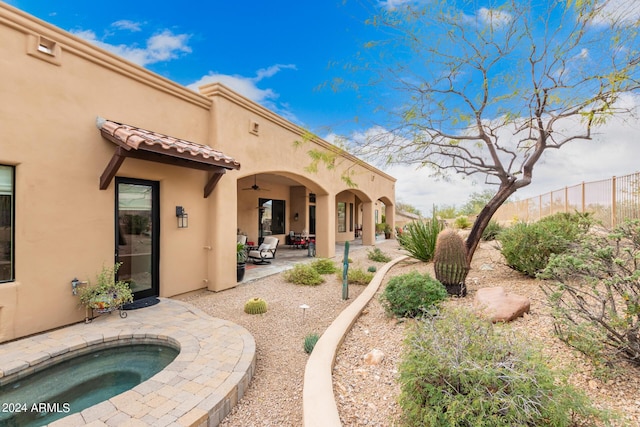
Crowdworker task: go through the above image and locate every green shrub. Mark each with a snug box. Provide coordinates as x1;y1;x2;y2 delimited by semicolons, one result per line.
284;264;324;286
396;217;444;262
367;265;377;273
399;307;611;426
454;215;472;229
497;212;592;277
310;258;338;274
303;332;320;354
539;219;640;368
379;271;447;318
338;267;374;286
367;247;391;263
481;219;504;241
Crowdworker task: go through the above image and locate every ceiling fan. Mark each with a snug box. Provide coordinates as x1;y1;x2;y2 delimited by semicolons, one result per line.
242;175;270;191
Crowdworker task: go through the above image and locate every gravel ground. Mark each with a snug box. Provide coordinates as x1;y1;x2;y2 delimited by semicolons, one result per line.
179;238;640;427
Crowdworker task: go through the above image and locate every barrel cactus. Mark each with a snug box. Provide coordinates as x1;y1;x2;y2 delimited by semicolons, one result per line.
433;229;469;297
244;297;268;314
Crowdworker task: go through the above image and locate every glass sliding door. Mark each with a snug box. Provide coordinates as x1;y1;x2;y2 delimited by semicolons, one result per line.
115;178;159;300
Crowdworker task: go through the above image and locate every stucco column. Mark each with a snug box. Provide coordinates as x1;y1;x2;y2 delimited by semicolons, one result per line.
314;194;335;258
207;175;237;292
385;204;396;239
361;201;375;246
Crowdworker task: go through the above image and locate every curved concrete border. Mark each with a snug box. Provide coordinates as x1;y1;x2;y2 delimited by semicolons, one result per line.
302;255;408;427
0;298;256;426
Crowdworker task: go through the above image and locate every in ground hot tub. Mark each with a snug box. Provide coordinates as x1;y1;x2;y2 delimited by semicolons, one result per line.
0;342;179;426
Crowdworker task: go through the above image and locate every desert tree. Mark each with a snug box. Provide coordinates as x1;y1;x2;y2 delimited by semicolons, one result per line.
396;200;422;216
350;0;640;264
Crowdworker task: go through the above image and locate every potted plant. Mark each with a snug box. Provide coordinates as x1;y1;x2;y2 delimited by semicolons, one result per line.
77;263;133;317
237;242;248;282
375;223;385;235
384;223;393;239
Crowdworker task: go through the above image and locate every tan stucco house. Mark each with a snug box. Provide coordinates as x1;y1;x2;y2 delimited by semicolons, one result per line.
0;3;396;343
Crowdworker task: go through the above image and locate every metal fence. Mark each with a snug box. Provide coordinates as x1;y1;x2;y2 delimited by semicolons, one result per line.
494;171;640;229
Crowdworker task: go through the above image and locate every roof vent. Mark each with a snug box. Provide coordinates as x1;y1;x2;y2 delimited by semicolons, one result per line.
249;120;260;136
27;34;61;65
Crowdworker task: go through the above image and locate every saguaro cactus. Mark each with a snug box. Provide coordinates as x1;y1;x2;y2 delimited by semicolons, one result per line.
434;229;470;297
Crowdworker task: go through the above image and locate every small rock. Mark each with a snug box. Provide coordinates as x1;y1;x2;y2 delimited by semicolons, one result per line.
480;263;494;271
363;349;385;365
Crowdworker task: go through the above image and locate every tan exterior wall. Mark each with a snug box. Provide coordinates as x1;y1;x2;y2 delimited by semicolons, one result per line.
0;3;395;342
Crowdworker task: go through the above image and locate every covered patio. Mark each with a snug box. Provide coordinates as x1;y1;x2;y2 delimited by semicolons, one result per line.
240;237;387;283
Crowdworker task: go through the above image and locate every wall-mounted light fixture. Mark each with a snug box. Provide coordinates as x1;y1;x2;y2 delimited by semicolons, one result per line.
176;206;188;228
294;212;299;221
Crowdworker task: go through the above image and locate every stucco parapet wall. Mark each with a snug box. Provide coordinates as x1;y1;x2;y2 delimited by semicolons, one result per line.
0;298;256;427
302;255;408;427
0;2;211;109
201;83;397;183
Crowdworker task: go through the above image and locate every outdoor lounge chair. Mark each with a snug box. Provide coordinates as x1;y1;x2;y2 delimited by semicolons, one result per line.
248;236;279;264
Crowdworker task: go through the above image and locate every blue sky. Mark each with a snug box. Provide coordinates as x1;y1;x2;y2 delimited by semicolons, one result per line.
6;0;640;216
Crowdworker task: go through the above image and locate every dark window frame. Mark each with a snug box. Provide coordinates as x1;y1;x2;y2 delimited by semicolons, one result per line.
0;165;15;283
338;202;346;233
349;203;354;232
259;198;285;236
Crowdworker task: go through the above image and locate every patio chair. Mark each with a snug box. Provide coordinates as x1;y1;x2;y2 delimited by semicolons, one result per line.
248;236;279;264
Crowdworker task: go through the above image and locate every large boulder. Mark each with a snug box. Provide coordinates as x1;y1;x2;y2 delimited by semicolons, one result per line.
474;287;530;322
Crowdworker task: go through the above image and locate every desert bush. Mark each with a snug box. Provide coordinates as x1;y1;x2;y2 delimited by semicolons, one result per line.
481;220;504;241
399;307;610;426
396;218;444;262
303;332;320;354
367;247;391;263
539;219;640;367
497;212;592;277
379;271;447;318
310;258;338;274
284;264;324;286
367;265;377;273
453;215;472;229
338;267;374;286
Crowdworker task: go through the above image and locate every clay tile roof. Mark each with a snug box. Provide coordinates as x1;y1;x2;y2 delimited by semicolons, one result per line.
96;117;240;170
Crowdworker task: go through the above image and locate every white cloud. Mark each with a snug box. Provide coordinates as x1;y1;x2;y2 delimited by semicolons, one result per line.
255;64;297;80
476;7;513;28
378;0;413;11
187;65;298;122
111;20;142;32
71;28;191;66
188;73;277;103
383;164;479;216
591;0;640;26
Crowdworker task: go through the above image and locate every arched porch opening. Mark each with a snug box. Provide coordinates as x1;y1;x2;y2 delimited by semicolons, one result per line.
236;172;331;259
